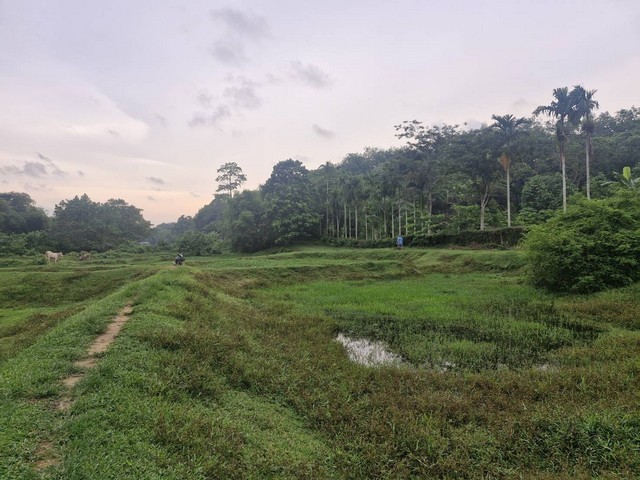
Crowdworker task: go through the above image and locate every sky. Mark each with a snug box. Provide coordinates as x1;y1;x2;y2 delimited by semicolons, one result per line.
1;0;639;225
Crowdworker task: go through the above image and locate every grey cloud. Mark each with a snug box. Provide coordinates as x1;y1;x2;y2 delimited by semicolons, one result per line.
188;105;232;128
78;170;85;177
0;161;46;177
513;97;528;108
289;61;332;89
36;152;65;175
196;90;214;109
210;8;269;40
224;85;261;110
0;165;21;175
312;124;335;139
24;162;47;177
209;39;247;66
146;176;165;185
107;129;120;137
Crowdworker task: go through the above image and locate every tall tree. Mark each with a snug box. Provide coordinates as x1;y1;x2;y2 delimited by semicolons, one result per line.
570;85;599;199
533;87;577;212
215;162;247;198
395;122;458;233
0;192;49;234
262;159;318;245
452;127;502;230
491;114;530;226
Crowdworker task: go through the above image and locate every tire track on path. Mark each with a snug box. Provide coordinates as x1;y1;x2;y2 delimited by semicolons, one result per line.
34;303;133;472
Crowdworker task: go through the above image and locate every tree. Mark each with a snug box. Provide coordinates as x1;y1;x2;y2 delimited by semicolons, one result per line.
224;190;273;252
0;192;49;234
395;122;458;233
518;173;577;224
50;194;150;251
262;159;318;245
533;87;578;212
451;127;502;230
215;162;247;198
571;85;599;199
194;195;228;232
491;114;530;226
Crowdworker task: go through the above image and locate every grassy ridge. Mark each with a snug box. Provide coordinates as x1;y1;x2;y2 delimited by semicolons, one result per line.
0;247;638;478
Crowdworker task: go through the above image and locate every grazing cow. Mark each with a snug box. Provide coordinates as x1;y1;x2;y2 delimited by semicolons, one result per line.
45;251;64;262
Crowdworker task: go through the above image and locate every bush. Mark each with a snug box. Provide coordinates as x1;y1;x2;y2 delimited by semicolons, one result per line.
322;237;395;249
0;231;49;256
174;231;224;256
321;228;526;250
524;191;640;293
411;227;526;249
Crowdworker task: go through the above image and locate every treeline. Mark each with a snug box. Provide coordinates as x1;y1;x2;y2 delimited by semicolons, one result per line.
0;194;150;255
166;102;640;252
2;91;639;255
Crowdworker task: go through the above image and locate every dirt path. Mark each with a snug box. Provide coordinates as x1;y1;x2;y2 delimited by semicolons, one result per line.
34;304;133;472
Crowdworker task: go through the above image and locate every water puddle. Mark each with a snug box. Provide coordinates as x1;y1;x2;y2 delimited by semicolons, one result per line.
335;333;403;366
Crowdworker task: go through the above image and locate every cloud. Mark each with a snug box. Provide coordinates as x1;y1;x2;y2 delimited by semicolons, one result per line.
146;176;165;185
107;129;120;137
36;152;65;175
209;39;248;66
208;8;270;67
78;170;85;177
312;124;335;139
0;157;64;178
196;90;214;109
188;105;232;128
289;61;332;89
224;84;261;110
210;8;270;40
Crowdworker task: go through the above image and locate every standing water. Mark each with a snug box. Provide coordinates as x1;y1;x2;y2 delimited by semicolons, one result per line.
335;333;403;366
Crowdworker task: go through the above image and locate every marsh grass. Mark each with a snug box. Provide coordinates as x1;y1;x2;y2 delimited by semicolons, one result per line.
0;246;638;478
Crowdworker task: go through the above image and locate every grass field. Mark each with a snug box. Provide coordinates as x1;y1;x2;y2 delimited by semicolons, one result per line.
0;247;638;479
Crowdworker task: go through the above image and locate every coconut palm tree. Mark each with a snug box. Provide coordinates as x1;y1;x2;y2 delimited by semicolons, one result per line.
533;87;577;212
491;114;530;226
570;85;599;199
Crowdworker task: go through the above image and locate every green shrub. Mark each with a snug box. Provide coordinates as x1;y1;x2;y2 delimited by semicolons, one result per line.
174;231;223;256
412;227;526;248
524;191;640;293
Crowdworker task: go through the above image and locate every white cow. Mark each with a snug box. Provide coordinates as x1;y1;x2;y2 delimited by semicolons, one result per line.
45;251;64;262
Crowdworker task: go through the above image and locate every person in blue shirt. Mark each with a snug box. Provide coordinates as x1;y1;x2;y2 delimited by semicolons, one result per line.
396;235;404;250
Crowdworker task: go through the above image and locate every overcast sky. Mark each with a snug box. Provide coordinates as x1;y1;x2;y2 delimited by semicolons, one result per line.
1;0;638;225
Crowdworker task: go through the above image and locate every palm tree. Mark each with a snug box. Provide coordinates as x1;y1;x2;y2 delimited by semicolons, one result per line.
491;114;530;226
570;85;599;199
533;87;577;212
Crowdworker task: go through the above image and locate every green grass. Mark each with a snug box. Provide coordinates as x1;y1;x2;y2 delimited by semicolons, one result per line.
0;246;638;478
